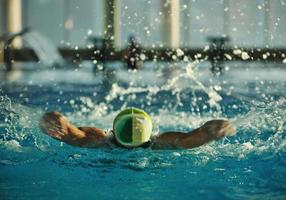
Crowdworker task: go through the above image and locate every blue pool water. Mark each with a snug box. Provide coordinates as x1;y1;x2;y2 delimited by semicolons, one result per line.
0;65;286;199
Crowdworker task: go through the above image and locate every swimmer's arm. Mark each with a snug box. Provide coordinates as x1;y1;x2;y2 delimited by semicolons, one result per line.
152;120;236;149
39;111;108;148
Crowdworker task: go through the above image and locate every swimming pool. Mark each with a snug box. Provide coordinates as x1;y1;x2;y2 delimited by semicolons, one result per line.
0;64;285;199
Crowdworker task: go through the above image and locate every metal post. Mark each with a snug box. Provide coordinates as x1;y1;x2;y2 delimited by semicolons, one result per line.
182;0;191;47
161;0;180;48
114;0;121;48
264;0;270;47
103;0;121;49
143;1;151;46
5;0;23;48
63;0;72;44
223;0;230;37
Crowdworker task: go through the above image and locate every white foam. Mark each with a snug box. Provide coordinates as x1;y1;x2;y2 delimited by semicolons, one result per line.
0;139;22;151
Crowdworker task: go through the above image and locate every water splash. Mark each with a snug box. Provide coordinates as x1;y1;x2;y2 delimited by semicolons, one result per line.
0;95;45;149
22;31;64;67
232;98;286;134
0;66;285;163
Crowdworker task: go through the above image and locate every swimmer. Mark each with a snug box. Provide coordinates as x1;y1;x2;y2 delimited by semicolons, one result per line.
40;107;236;149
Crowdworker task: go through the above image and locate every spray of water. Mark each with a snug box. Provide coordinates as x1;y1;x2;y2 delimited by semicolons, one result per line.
0;63;285;167
22;31;64;67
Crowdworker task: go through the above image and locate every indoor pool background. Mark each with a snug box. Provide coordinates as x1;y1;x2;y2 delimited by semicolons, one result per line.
0;64;285;200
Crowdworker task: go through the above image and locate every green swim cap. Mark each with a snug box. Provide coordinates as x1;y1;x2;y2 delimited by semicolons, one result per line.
113;108;152;147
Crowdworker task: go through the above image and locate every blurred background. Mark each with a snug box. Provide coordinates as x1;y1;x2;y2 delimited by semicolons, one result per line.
1;0;286;47
1;0;286;72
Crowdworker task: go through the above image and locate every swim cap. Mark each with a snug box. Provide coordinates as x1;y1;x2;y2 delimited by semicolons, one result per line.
113;108;152;147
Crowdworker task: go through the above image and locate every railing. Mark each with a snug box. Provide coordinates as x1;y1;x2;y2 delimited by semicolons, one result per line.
1;31;286;73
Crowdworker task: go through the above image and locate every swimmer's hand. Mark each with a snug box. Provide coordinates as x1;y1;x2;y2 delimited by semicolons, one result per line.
201;120;236;140
39;111;71;141
39;111;108;147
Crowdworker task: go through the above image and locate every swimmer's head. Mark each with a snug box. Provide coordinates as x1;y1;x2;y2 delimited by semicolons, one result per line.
113;107;152;148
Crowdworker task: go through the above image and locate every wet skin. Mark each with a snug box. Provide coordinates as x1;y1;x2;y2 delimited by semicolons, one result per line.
40;111;236;149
